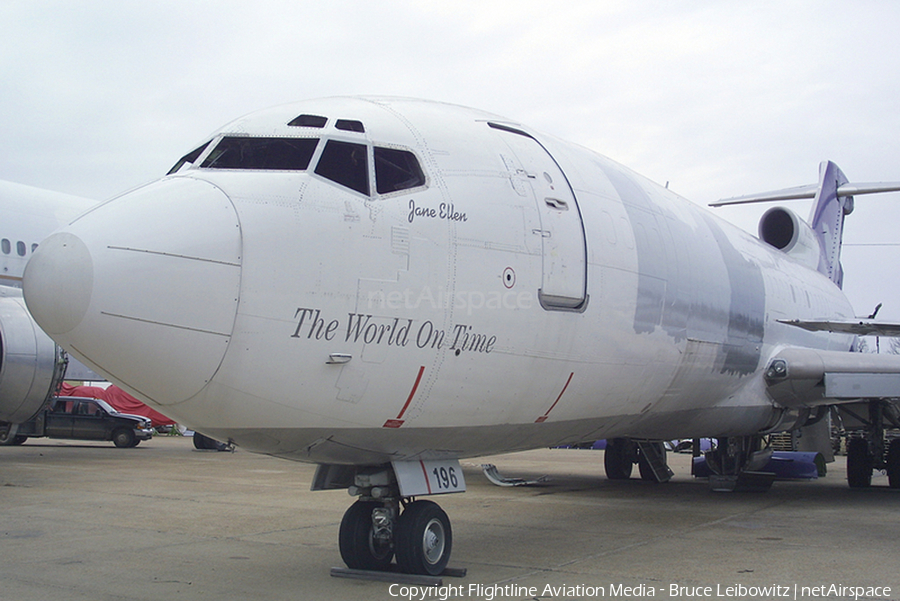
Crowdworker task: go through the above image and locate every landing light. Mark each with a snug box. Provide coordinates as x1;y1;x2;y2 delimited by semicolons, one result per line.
766;359;788;379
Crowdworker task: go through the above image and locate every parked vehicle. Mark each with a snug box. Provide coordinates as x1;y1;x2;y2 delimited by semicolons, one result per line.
5;397;153;447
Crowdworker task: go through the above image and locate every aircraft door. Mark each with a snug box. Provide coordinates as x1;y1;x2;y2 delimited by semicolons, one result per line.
491;124;587;310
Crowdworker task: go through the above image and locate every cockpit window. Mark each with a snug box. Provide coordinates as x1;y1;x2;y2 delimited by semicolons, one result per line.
183;133;425;199
375;147;425;194
288;114;328;128
201;137;318;170
335;119;365;133
314;140;369;195
167;141;212;175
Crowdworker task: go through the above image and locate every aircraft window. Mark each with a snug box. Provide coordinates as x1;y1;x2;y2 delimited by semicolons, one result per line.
335;119;365;133
167;141;212;175
201;137;318;170
288;114;328;128
16;241;26;257
1;239;9;254
314;140;369;195
375;147;426;194
31;243;39;252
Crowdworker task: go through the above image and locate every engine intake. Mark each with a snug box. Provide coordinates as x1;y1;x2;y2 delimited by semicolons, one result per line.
758;207;821;271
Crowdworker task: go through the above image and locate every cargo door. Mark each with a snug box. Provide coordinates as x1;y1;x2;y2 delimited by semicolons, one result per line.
490;123;587;310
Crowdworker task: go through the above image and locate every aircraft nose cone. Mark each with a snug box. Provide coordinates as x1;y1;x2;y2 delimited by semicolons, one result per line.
24;232;94;335
23;177;242;406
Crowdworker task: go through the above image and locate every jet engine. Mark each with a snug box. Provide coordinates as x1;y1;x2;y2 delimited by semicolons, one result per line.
0;293;67;427
758;207;821;270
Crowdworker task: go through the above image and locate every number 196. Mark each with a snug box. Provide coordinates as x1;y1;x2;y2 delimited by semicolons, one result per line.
432;466;459;489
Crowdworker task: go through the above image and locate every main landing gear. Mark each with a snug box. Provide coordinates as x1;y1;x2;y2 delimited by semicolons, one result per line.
604;438;674;483
701;435;776;492
337;467;452;576
606;435;778;492
838;400;900;489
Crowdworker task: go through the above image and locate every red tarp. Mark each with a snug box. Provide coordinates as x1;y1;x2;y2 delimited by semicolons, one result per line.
59;383;176;427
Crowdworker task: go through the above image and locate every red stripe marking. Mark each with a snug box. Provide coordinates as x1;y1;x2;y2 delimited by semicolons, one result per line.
383;365;426;428
535;372;574;423
419;460;432;494
396;366;425;419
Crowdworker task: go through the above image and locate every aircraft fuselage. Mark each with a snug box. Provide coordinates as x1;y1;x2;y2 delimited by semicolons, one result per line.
24;97;854;465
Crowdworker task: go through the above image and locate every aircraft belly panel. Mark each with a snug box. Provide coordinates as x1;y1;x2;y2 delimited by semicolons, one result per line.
192;402;780;464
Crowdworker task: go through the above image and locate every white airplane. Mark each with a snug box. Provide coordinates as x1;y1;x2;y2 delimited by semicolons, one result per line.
19;97;900;575
0;180;95;425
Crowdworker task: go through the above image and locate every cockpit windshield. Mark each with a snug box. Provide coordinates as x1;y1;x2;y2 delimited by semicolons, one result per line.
314;140;369;195
176;131;427;197
375;147;426;194
201;137;318;171
167;140;212;175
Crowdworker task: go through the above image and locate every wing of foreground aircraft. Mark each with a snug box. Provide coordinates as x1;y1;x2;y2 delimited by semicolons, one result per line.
19;97;900;574
764;345;900;405
778;319;900;337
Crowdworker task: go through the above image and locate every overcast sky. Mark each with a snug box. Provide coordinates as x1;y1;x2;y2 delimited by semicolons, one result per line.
3;0;899;321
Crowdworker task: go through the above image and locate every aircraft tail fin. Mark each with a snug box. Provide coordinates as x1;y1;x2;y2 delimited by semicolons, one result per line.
808;161;851;287
712;161;900;289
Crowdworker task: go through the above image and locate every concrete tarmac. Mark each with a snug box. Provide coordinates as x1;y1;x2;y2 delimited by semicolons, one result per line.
1;436;898;601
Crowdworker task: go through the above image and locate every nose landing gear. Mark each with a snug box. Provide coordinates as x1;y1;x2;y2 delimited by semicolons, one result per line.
336;467;454;576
